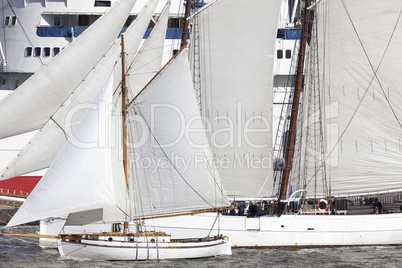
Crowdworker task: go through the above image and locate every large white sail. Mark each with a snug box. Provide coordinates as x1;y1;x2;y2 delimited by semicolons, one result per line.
0;0;160;180
194;0;281;198
128;48;230;218
7;75;129;227
0;0;138;139
297;0;402;197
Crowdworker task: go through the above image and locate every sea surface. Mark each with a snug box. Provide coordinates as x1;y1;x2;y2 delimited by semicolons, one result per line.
1;225;401;268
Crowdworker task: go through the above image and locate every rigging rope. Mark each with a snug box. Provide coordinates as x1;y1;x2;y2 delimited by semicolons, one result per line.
1;0;6;68
302;8;328;198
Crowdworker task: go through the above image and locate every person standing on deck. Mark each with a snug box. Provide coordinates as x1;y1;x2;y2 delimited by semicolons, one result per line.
373;198;383;214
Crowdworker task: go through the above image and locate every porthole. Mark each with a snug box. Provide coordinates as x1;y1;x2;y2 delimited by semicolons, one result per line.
43;47;51;57
25;47;33;57
277;49;283;59
34;47;41;57
53;47;60;56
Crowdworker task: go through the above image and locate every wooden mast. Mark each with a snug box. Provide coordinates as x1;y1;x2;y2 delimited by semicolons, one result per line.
121;34;128;187
277;0;312;216
180;0;192;48
121;34;129;232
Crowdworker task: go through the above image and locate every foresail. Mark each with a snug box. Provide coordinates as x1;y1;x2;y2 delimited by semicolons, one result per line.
7;75;129;227
0;122;67;180
0;0;138;139
0;0;159;180
127;48;230;218
297;0;402;197
194;0;281;198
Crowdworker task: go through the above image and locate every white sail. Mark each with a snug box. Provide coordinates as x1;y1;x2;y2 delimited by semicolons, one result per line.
298;0;402;197
7;75;129;227
128;48;230;218
0;0;138;139
0;0;160;180
126;1;170;97
194;0;281;198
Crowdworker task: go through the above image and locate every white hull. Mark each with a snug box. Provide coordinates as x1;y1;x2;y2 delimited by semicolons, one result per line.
144;213;402;247
58;234;231;260
42;213;402;248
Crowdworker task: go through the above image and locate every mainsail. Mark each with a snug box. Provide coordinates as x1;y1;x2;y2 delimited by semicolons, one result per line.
193;0;282;198
291;0;402;197
128;48;230;218
0;0;161;180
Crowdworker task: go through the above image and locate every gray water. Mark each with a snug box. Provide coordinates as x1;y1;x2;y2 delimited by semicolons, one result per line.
1;226;401;268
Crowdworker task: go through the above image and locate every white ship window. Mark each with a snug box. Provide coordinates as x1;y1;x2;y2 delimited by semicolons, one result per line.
5;16;17;26
78;15;90;26
95;1;111;7
168;18;184;29
11;16;17;25
54;17;61;26
53;47;60;56
25;47;33;57
124;17;133;28
286;49;291;59
34;47;41;57
44;47;51;57
277;49;283;59
62;17;69;26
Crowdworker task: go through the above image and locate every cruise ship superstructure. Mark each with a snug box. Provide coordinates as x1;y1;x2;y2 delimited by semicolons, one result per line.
0;0;186;91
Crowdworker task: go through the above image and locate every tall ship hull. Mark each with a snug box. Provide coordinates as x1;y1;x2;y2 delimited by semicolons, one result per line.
40;211;402;248
148;213;402;247
3;0;402;252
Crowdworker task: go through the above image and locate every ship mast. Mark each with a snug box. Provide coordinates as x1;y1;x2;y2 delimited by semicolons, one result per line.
277;0;312;216
121;34;129;232
180;0;192;48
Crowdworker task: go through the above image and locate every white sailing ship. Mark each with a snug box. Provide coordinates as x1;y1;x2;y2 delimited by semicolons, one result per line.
2;0;232;260
3;0;402;250
145;0;402;247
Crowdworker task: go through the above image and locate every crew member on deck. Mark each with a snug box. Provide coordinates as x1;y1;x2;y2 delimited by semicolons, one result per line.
249;202;258;217
373;198;383;214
